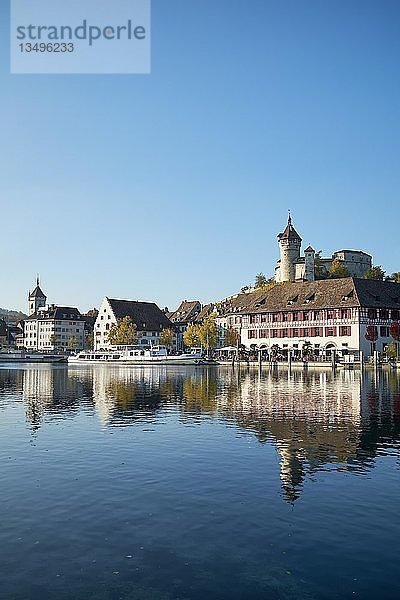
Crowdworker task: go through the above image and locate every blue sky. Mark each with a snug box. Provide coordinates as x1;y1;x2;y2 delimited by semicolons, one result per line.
1;0;399;313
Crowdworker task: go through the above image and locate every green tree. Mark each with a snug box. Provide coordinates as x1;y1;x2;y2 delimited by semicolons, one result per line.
255;273;268;288
68;335;79;350
225;326;239;347
159;327;174;349
328;259;350;279
198;315;218;353
50;334;56;348
302;340;313;357
85;333;94;350
183;323;201;348
108;317;138;345
363;266;386;280
270;344;280;358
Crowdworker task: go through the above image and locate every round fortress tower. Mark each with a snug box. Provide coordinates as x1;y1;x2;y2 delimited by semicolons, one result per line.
277;215;302;282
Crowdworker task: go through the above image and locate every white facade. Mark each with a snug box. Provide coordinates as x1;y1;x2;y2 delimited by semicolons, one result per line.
24;308;85;351
94;297;172;350
239;306;397;358
240;308;360;356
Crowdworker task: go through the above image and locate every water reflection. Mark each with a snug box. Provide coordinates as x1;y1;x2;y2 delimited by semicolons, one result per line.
0;365;399;502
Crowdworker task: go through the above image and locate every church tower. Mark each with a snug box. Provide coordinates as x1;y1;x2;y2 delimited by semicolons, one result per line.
28;277;47;316
277;214;302;282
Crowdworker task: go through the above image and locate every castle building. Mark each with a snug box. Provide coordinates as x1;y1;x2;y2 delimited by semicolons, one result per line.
274;215;372;282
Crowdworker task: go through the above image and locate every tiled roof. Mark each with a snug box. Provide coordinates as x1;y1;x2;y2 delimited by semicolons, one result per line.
225;278;400;314
108;299;173;332
278;217;302;242
194;303;214;322
168;300;201;323
28;306;83;321
353;278;400;309
217;290;267;316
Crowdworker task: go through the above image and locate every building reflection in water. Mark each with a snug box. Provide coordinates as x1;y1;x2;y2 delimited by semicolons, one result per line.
1;365;399;502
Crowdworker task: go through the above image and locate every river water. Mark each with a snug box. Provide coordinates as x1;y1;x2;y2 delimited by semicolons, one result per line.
0;364;399;600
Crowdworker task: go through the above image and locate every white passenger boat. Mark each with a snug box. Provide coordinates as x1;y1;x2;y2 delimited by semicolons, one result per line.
0;350;66;364
68;345;207;366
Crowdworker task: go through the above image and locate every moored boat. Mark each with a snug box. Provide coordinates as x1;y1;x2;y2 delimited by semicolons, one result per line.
0;350;67;363
68;345;207;366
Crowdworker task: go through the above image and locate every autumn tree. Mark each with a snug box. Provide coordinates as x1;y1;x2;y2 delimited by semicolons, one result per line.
363;266;386;280
225;326;239;347
390;272;400;283
85;333;94;350
385;342;397;360
328;259;350;279
198;315;219;353
159;327;174;349
183;323;201;348
68;335;79;350
108;316;138;345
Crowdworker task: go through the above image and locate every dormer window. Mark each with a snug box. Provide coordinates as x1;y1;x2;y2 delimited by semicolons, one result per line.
304;293;315;304
287;295;299;305
342;290;354;301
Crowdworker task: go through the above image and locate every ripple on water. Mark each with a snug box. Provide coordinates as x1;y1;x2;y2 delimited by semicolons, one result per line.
0;365;399;600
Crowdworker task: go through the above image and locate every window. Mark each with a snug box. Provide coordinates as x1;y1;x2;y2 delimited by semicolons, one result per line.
380;309;389;320
259;329;268;338
327;309;336;319
261;314;268;323
340;309;350;319
271;329;278;338
325;327;337;337
339;326;351;336
367;309;377;319
392;310;400;320
380;326;389;337
248;330;257;339
272;313;279;322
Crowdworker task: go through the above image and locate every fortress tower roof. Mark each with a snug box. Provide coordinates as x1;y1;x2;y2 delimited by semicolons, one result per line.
278;214;302;242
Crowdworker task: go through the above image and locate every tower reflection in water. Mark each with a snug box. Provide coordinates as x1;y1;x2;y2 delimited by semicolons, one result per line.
2;364;398;503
